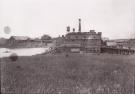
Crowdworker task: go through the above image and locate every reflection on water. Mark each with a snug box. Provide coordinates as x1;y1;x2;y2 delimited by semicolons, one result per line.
0;48;48;58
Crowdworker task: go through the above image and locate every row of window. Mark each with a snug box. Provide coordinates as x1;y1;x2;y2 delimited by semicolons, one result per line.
67;35;100;39
86;48;100;53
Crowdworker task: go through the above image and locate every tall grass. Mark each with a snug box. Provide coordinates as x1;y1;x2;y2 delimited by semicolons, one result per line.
1;54;135;94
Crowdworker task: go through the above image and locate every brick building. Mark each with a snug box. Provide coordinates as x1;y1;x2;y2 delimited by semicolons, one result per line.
55;19;102;53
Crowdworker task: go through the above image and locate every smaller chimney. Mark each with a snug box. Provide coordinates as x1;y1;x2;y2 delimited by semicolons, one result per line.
62;35;64;38
67;26;70;32
73;28;75;32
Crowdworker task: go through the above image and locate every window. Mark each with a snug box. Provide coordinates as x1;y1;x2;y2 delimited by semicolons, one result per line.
68;36;70;39
83;36;86;39
75;36;78;39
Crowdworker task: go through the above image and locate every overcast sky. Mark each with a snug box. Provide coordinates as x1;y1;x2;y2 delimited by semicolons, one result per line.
0;0;135;39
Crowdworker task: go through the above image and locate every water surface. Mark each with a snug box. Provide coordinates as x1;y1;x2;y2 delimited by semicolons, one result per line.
0;48;48;58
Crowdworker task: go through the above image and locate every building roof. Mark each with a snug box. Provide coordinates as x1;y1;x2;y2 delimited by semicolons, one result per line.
10;36;30;40
111;39;129;42
0;38;7;44
66;31;101;36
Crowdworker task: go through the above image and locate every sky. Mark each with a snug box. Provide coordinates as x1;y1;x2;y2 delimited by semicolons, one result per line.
0;0;135;39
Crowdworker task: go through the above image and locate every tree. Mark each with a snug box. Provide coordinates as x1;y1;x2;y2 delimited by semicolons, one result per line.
41;34;52;40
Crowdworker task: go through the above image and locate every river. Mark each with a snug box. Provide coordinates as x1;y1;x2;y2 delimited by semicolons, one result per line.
0;48;49;58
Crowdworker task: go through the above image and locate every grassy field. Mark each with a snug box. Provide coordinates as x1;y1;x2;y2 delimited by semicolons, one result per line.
1;53;135;94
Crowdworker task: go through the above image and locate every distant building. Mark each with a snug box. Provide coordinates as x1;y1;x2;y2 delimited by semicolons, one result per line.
106;39;134;49
55;19;102;53
30;38;42;43
0;38;7;45
8;36;30;44
106;41;117;47
53;36;65;47
128;39;135;49
102;37;109;42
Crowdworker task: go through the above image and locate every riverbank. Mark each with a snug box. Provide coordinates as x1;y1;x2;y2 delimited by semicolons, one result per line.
1;54;135;94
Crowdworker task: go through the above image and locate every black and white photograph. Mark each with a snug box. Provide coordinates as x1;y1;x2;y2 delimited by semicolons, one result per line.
0;0;135;94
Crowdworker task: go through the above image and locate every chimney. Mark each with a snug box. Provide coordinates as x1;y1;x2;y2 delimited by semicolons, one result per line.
73;28;75;32
67;26;70;32
78;18;81;32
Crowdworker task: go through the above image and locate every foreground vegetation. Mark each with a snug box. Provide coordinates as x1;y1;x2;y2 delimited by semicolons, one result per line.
1;53;135;94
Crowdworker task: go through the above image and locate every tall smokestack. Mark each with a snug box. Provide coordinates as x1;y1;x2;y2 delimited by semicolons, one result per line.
78;18;81;32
